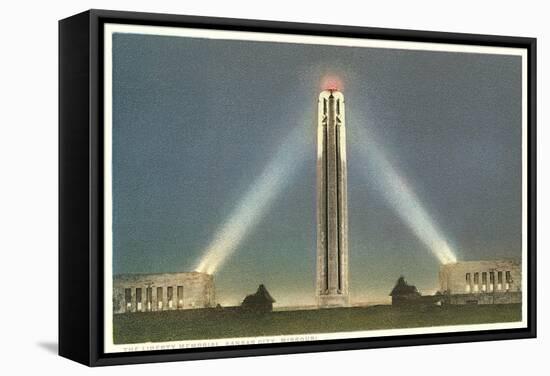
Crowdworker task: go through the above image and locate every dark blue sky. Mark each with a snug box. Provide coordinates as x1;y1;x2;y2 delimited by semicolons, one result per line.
111;32;522;305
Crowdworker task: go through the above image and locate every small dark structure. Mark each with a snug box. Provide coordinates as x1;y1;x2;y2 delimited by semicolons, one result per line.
241;284;276;312
390;276;421;306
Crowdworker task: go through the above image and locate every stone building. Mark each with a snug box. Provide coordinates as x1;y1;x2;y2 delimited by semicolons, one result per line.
316;89;350;308
389;276;421;305
439;260;521;305
241;284;276;312
113;271;215;314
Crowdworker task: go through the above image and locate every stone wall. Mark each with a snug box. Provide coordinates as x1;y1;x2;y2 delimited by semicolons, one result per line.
446;292;522;305
439;260;521;305
113;272;215;314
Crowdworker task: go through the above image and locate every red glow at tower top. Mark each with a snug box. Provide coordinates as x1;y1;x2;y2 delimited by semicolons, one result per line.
321;76;343;91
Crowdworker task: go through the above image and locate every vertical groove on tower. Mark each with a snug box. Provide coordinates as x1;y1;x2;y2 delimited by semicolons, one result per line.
323;114;329;292
336;108;342;293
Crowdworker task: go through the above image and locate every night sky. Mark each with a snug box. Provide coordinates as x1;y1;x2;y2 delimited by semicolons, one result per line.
111;32;522;305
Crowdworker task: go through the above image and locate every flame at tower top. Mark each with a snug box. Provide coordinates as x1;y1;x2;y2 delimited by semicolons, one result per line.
321;75;343;92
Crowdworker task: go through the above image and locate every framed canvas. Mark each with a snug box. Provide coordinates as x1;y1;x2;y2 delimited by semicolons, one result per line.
59;9;537;366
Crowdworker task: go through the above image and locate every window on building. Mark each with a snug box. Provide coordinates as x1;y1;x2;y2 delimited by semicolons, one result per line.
146;287;153;311
167;286;173;308
157;287;163;309
489;272;495;291
136;288;142;311
465;273;471;293
473;272;479;292
497;271;503;290
177;286;184;309
124;288;132;312
505;271;512;290
481;272;487;292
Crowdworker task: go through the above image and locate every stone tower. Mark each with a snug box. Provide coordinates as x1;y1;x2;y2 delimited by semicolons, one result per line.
316;89;350;307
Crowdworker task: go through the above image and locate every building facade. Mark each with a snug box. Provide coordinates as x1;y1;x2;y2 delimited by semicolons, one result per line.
316;89;350;308
439;260;521;305
113;272;215;314
390;276;421;305
241;284;276;312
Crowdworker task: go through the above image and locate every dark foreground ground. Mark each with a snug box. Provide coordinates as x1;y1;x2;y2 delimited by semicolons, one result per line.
113;304;521;344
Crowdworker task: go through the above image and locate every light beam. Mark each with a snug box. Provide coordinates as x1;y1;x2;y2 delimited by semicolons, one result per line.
194;122;311;274
352;124;457;264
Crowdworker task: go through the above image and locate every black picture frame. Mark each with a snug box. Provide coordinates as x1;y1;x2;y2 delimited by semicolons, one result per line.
59;9;537;367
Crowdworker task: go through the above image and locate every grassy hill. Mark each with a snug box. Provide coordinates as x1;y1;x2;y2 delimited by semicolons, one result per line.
113;304;521;344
